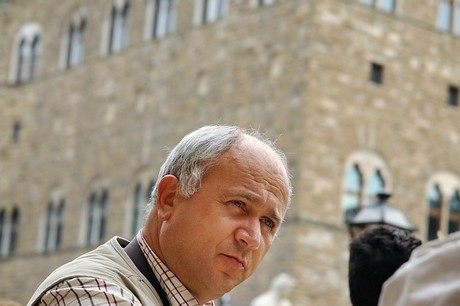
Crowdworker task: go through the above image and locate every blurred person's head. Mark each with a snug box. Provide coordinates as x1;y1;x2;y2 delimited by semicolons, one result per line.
348;225;421;306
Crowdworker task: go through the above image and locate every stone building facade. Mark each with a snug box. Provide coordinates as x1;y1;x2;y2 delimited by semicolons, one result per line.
0;0;460;305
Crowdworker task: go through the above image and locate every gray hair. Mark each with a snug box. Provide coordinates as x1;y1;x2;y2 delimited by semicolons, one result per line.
146;125;292;213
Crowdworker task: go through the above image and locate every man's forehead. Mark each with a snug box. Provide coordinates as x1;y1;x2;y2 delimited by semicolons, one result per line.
224;139;290;199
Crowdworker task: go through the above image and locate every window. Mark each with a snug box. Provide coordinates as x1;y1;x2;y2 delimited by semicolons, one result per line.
86;190;109;246
10;23;42;84
343;164;363;222
204;0;228;23
131;179;154;236
342;151;390;223
370;62;384;84
17;38;27;82
258;0;276;5
108;2;129;54
438;0;453;31
132;184;144;236
365;169;385;203
426;173;460;240
427;184;442;241
66;19;86;68
377;0;396;12
0;207;20;258
437;0;460;35
44;199;65;252
360;0;396;13
12;121;21;143
29;35;40;79
147;0;175;39
360;0;374;6
448;85;459;106
455;1;460;35
194;0;228;25
448;190;460;233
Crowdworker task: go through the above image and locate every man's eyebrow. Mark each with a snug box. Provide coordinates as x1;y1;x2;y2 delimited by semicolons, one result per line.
235;191;283;225
235;191;259;203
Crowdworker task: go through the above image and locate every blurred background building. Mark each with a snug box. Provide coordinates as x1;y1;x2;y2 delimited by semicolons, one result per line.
0;0;459;305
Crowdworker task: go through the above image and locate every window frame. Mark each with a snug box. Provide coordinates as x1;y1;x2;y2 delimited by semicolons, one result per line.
86;190;109;246
342;151;391;223
0;207;20;258
9;23;42;85
426;173;460;240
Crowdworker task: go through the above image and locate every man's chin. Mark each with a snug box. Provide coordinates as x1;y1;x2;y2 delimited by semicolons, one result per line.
216;270;247;291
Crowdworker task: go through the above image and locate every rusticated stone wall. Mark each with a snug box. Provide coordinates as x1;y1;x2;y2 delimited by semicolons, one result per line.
1;0;459;305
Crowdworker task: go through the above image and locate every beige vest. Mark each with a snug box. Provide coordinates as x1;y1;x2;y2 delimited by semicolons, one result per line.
27;237;164;305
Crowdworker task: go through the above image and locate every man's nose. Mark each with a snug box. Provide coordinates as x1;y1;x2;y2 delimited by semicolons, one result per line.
235;219;262;250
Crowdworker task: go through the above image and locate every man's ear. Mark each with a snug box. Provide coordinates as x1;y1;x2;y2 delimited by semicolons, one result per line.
156;175;179;221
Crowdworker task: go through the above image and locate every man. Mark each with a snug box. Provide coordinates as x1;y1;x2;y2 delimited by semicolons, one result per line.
28;125;292;305
348;225;421;306
378;231;460;306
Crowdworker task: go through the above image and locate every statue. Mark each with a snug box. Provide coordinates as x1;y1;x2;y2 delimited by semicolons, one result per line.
250;273;296;306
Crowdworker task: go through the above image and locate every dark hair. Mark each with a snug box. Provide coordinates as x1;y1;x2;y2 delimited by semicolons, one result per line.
348;225;422;306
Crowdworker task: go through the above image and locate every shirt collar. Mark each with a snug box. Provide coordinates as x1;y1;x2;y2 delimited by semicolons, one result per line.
137;231;215;306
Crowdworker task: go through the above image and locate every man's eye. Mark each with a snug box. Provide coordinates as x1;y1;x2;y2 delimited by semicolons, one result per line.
261;217;275;229
232;200;244;208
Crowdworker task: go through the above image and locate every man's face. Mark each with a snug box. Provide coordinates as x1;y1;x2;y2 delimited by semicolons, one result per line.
157;138;290;302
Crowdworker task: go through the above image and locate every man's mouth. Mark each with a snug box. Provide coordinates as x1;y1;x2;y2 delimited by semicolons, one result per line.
223;254;246;269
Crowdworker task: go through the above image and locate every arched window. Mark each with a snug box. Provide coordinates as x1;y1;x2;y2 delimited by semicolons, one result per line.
87;193;97;245
194;0;228;25
152;0;175;39
377;0;396;12
12;121;22;143
343;164;363;222
10;24;42;84
66;24;75;65
427;184;442;241
448;189;460;233
258;0;276;6
121;3;129;46
438;0;453;32
44;199;65;252
9;208;19;254
365;169;385;204
108;2;129;54
108;7;117;53
342;151;391;224
66;19;86;68
0;209;5;256
131;179;155;237
44;202;55;251
29;34;40;79
0;207;20;257
132;183;144;236
426;172;460;239
360;0;395;13
99;190;109;241
204;0;228;23
56;199;65;248
86;190;109;246
16;38;27;82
